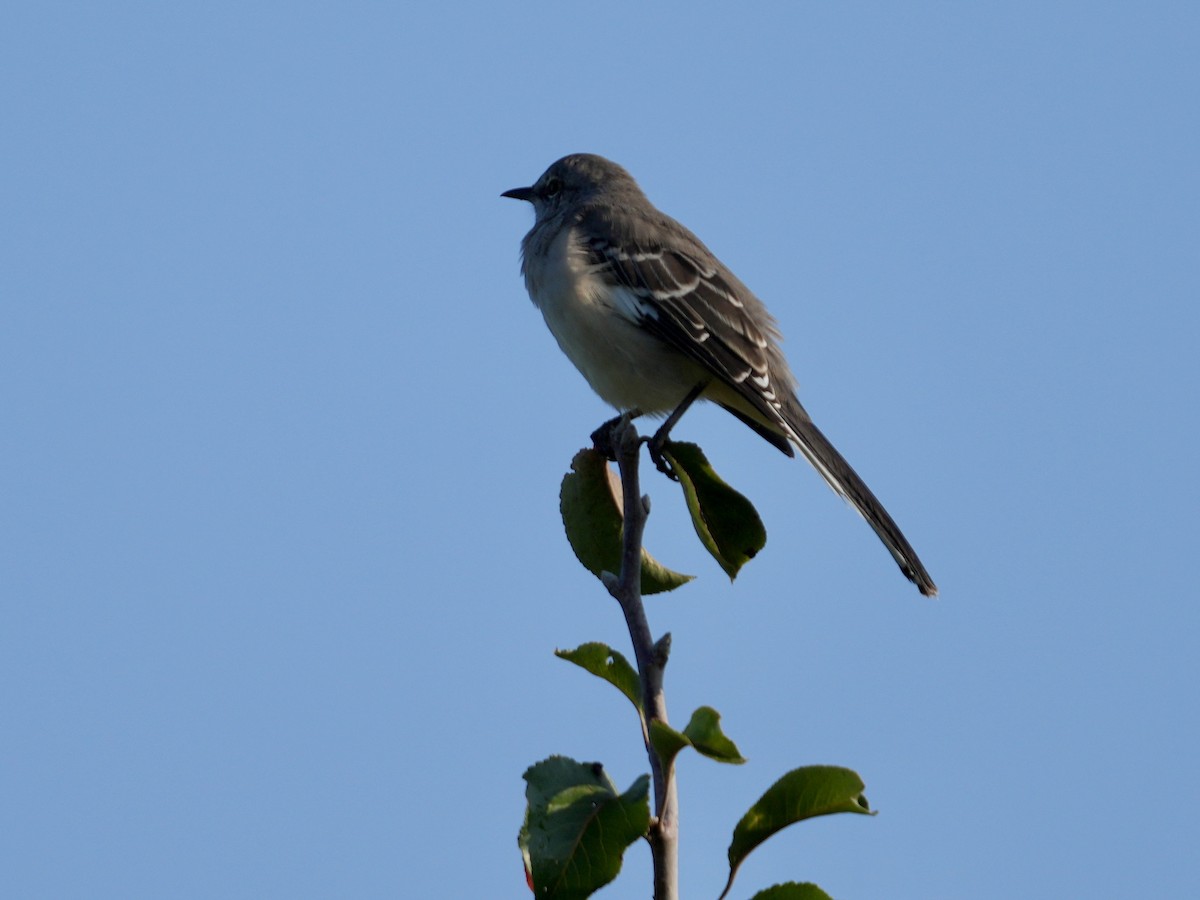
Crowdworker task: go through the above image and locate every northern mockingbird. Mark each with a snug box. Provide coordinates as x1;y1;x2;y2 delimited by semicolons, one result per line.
503;153;937;597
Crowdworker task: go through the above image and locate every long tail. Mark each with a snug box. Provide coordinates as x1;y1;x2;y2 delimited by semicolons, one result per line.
782;407;938;597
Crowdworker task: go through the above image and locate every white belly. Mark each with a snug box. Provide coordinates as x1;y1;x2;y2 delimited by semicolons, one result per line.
527;227;703;413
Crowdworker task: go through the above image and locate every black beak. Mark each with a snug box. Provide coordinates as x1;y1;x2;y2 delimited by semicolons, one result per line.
501;186;535;202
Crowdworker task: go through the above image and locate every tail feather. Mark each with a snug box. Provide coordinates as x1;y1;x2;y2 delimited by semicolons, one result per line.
782;410;938;597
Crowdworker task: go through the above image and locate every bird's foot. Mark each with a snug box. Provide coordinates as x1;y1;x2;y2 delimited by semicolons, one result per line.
644;427;678;481
590;410;642;461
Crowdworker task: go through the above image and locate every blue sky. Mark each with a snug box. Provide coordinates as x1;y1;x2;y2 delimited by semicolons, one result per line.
2;3;1197;898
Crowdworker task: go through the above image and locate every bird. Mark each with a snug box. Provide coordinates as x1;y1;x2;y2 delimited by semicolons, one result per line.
502;153;937;596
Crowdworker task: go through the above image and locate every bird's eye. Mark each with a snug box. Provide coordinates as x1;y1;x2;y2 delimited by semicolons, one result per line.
543;177;562;198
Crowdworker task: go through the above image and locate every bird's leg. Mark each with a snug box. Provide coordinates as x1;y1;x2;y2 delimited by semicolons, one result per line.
646;381;708;479
591;409;643;461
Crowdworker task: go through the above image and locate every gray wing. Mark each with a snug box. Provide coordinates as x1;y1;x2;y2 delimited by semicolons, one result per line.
578;218;939;596
580;231;799;453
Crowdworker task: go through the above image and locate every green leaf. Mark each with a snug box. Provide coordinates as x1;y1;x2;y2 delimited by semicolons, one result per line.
681;706;746;764
748;883;835;900
662;442;766;579
722;766;873;899
647;720;690;772
560;449;694;594
648;706;745;774
555;643;642;713
519;756;650;899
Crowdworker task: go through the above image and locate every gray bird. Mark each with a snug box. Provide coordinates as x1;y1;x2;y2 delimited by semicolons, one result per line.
503;153;937;597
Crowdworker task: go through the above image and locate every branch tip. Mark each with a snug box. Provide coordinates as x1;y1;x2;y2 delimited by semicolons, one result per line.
654;632;673;666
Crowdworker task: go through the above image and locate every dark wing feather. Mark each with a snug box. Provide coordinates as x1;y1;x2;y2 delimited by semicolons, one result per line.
581;235;794;438
577;214;939;597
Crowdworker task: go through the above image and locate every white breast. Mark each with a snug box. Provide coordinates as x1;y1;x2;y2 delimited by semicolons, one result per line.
526;227;703;413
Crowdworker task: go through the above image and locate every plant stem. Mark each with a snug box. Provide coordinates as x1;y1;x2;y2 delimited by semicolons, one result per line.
606;415;678;900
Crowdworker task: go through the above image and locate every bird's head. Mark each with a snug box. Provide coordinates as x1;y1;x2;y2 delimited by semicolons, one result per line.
502;154;641;218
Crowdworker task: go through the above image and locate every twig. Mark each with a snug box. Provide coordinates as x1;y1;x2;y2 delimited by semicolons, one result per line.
600;414;678;900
